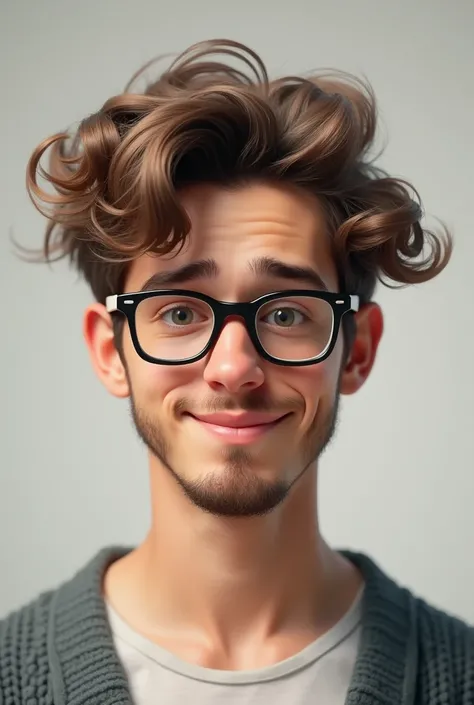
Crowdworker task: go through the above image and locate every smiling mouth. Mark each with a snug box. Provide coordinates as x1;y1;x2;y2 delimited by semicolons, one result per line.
184;412;290;444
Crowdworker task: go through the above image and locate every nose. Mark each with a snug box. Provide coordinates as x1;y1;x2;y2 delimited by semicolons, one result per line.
203;317;265;393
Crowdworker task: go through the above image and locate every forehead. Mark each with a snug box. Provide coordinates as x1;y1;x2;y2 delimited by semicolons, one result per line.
124;181;339;293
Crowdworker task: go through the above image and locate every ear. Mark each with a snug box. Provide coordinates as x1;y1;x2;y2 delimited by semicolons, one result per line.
83;303;130;399
339;303;384;395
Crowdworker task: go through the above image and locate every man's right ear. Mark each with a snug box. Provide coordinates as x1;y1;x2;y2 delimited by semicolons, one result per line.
83;304;130;399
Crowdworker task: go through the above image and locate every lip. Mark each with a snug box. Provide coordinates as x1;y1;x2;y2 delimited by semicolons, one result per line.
189;412;286;428
186;412;289;445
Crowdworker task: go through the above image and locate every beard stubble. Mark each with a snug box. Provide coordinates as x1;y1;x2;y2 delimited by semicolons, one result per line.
128;384;342;518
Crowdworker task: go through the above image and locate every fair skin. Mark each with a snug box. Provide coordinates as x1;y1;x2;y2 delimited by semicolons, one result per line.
83;181;383;670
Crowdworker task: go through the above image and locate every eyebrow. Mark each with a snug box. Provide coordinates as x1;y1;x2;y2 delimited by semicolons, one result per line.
139;256;329;293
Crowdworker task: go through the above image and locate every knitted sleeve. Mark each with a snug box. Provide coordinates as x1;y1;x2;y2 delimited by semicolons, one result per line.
0;591;55;705
416;598;474;704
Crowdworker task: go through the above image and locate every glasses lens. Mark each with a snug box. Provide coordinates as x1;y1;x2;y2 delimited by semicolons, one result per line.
256;296;334;362
135;295;214;361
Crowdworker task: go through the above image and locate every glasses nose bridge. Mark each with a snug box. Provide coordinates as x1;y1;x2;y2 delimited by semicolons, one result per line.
209;300;262;357
213;300;257;335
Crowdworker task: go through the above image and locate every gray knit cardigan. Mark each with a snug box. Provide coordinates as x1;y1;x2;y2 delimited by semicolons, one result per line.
1;546;473;705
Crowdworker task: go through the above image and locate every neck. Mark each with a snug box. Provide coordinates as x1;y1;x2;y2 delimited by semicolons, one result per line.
104;456;362;665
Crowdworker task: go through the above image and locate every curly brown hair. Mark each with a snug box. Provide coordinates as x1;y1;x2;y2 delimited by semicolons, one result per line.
24;39;451;356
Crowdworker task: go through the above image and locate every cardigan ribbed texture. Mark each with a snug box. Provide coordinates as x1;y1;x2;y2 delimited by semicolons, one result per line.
1;546;473;705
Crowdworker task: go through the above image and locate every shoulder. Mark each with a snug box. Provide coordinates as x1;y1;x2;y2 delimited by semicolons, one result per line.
0;546;130;701
346;549;474;645
0;588;56;697
415;594;474;656
0;587;55;637
344;550;474;700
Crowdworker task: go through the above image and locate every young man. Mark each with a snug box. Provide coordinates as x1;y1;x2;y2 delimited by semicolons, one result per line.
1;39;472;705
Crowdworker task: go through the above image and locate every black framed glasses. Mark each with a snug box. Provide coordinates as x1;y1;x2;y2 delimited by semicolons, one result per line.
106;289;359;366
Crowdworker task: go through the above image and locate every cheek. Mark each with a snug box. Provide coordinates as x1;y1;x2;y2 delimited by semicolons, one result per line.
122;330;182;404
127;356;196;419
295;363;333;400
285;353;341;424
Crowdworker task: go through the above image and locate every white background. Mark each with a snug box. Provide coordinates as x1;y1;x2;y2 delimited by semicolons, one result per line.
1;0;473;620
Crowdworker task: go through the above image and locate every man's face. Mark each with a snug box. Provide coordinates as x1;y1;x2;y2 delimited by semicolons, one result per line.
120;182;345;518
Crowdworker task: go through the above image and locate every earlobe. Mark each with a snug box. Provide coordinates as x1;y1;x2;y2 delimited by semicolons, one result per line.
339;303;384;396
83;304;130;399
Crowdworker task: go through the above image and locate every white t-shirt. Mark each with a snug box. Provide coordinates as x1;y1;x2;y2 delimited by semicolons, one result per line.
106;587;363;705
